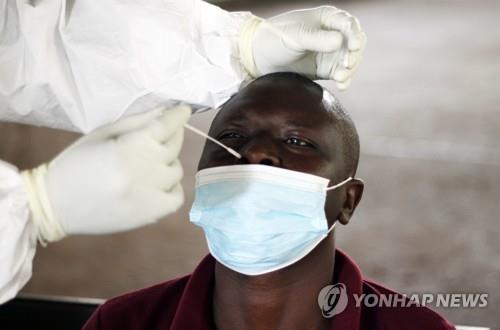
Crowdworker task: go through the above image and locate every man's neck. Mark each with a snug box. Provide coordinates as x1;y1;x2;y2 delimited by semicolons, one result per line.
212;236;336;330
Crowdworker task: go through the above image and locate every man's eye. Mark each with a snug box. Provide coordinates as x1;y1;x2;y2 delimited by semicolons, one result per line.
218;132;243;140
284;137;314;148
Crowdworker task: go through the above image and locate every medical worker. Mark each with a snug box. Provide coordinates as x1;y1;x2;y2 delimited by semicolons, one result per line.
0;0;366;303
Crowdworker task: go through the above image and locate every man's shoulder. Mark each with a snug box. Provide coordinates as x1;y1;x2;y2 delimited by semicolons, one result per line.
83;274;191;329
361;278;455;330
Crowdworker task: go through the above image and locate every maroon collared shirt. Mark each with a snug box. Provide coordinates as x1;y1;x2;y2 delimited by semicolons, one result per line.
83;250;455;329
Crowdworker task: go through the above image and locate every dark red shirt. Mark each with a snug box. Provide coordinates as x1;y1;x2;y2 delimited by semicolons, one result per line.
83;250;455;330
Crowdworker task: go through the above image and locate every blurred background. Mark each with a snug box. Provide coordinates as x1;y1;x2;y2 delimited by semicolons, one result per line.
1;0;499;327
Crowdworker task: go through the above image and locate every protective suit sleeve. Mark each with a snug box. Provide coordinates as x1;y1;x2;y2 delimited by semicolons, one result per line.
0;159;36;304
0;0;251;133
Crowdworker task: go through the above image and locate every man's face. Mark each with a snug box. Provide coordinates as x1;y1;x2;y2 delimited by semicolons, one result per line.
198;78;352;223
198;80;345;178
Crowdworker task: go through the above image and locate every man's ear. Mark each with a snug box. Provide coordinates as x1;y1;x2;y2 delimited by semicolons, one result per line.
338;179;364;225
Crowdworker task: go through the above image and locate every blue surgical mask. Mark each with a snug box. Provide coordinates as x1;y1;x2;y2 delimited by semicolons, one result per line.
189;164;352;276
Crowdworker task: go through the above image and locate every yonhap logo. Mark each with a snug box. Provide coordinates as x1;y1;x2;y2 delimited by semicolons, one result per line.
318;283;488;317
317;283;348;318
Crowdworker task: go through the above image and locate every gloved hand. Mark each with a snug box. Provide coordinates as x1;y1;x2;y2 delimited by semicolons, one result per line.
20;105;191;244
239;6;367;90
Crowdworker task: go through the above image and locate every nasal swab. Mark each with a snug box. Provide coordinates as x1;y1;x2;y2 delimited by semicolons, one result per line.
184;123;242;159
325;177;352;191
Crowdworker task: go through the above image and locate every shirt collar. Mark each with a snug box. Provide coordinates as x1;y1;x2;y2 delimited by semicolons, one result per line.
170;255;217;329
329;248;364;329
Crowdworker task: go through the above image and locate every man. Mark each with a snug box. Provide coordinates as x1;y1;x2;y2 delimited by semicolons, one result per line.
83;73;454;329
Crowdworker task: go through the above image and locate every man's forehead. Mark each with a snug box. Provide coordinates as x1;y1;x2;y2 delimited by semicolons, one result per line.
213;104;334;131
213;83;336;128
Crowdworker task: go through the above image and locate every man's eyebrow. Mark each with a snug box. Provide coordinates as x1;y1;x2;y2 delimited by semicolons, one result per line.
283;120;318;130
217;111;250;125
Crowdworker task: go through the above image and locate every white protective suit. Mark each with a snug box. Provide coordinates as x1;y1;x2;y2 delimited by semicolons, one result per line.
0;0;251;304
0;0;366;304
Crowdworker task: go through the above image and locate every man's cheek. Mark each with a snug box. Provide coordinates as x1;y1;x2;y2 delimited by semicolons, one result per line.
324;192;343;225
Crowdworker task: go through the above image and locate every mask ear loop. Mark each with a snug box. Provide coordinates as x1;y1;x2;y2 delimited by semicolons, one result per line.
325;177;352;191
327;220;337;233
324;177;352;232
324;177;355;233
184;123;242;159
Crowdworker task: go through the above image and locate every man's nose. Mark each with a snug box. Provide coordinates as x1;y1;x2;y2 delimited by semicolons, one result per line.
239;136;281;166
